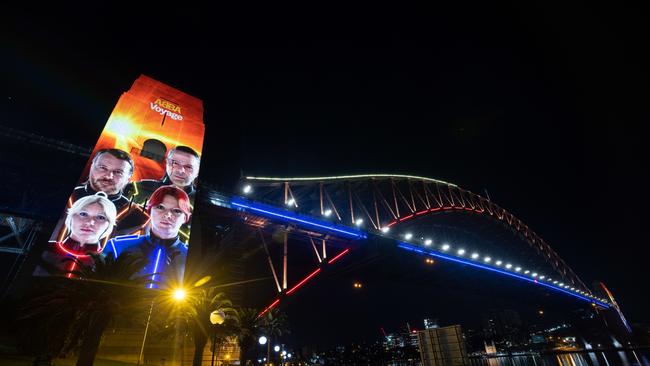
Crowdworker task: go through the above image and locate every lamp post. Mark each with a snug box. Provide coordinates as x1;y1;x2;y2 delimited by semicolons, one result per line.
258;336;269;366
210;309;226;366
137;288;186;366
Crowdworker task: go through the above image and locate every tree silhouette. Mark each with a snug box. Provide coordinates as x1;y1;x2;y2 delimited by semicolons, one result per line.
18;252;152;366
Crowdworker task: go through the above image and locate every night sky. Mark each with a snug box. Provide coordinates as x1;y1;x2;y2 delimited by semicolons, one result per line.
3;2;649;348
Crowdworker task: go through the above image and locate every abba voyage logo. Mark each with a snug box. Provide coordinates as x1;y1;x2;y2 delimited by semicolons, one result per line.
150;98;183;121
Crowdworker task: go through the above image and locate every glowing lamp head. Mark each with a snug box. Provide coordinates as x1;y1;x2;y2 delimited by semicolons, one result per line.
258;336;268;345
441;244;450;251
355;218;363;226
381;227;390;233
404;233;413;240
210;309;226;325
274;345;281;352
324;209;333;217
243;185;252;194
424;239;432;246
173;288;187;301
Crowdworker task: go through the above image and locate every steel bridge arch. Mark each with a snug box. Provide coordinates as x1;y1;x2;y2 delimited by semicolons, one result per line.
242;174;589;294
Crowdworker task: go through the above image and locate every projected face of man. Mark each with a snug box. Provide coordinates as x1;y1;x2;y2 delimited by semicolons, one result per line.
166;150;199;188
70;203;110;245
89;153;132;195
150;195;187;239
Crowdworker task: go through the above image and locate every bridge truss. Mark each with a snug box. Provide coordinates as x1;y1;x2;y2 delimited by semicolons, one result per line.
225;174;611;313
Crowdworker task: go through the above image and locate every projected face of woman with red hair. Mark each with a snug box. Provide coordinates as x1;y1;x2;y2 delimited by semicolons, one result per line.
146;186;191;239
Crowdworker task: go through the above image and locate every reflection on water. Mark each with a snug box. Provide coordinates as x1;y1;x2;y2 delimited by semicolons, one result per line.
468;349;650;366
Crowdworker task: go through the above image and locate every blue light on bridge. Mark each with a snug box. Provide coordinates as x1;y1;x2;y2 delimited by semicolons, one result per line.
230;197;367;240
397;242;610;309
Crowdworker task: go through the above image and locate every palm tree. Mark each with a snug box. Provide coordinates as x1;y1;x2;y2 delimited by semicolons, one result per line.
158;286;236;366
235;308;265;366
259;308;290;364
260;308;290;341
19;252;153;366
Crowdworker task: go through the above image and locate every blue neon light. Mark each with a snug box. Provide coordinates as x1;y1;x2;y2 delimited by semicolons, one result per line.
149;248;162;289
230;197;367;239
397;242;610;309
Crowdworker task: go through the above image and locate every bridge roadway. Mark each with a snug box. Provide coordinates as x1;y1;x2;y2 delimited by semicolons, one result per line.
210;193;612;310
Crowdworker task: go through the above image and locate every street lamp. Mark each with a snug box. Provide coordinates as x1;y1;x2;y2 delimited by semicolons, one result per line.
259;336;270;366
210;309;226;366
138;288;187;366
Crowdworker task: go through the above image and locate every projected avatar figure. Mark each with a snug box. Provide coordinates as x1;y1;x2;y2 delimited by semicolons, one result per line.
127;146;200;205
104;185;191;287
72;149;134;211
38;193;117;274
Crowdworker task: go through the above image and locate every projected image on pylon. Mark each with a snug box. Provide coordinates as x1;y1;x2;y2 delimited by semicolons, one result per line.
35;75;205;286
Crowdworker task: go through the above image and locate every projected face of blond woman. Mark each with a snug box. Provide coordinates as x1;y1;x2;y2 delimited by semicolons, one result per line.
69;202;110;245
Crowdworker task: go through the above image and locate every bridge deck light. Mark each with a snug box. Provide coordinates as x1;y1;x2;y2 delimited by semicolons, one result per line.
505;263;512;269
441;244;450;251
471;253;479;259
532;272;538;277
539;275;545;280
405;233;413;240
484;257;491;263
324;209;332;217
495;260;502;266
457;249;465;256
424;239;432;246
243;184;252;194
524;270;530;274
286;198;295;206
355;218;364;226
515;267;522;272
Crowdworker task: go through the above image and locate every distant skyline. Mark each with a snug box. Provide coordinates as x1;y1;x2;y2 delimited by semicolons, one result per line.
3;2;648;348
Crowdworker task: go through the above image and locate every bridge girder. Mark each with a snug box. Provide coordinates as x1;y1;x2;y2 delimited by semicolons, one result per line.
241;175;590;294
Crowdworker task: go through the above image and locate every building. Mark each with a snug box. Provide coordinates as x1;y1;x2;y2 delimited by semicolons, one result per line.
418;325;468;366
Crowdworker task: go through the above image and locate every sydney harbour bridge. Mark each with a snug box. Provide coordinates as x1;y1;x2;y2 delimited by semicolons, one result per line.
0;124;629;339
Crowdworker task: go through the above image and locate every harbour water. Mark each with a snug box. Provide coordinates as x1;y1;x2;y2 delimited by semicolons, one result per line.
468;348;650;365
